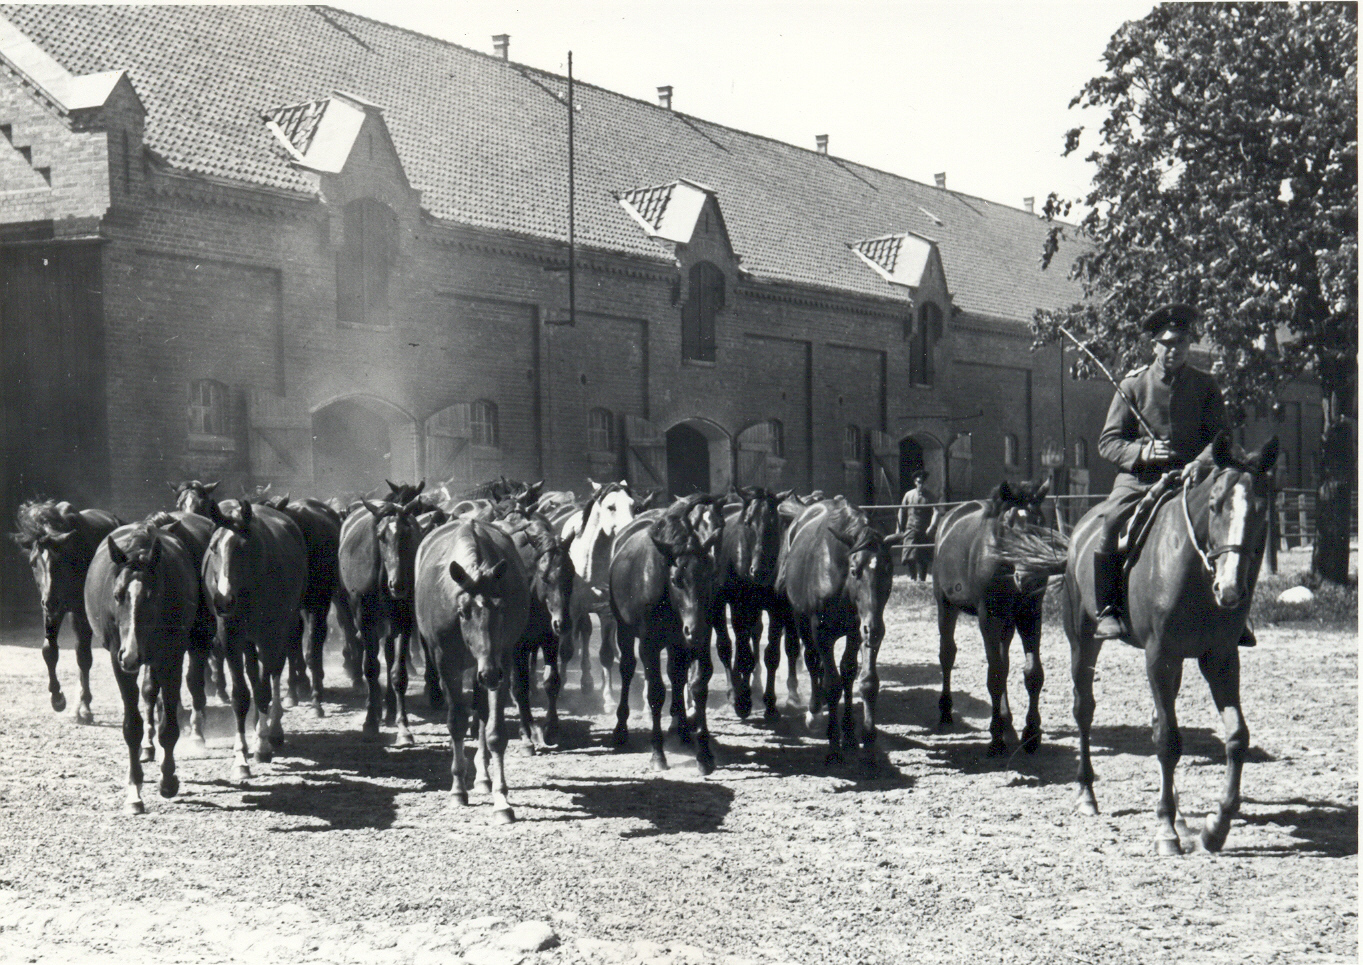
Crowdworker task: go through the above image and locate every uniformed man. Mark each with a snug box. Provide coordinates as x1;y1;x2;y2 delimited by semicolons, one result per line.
1092;303;1250;645
898;470;937;578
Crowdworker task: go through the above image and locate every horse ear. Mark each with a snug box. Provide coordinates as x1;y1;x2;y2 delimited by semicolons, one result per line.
415;480;426;495
205;481;219;494
589;478;601;493
488;559;507;582
239;500;254;526
448;559;474;591
387;479;400;495
148;536;162;568
362;499;387;519
1212;430;1235;467
1255;437;1280;475
1035;477;1051;500
107;534;128;568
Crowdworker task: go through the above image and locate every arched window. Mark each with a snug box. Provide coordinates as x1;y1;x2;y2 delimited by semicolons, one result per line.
843;425;861;463
910;302;941;386
1004;432;1020;470
187;379;229;437
337;198;398;325
1074;437;1089;469
681;261;724;363
587;408;615;452
471;399;499;447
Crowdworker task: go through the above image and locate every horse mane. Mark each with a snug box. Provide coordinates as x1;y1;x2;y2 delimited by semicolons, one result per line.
985;479;1049;520
13;498;78;548
111;522;161;562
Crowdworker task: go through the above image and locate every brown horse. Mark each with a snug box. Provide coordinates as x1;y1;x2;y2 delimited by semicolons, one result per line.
1065;433;1278;855
932;478;1055;756
12;499;123;721
415;517;531;823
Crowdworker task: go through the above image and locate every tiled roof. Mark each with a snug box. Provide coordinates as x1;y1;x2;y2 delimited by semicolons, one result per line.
0;4;1084;321
853;235;905;276
618;182;673;233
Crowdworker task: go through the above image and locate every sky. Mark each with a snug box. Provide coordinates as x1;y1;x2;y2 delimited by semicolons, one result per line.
326;0;1157;214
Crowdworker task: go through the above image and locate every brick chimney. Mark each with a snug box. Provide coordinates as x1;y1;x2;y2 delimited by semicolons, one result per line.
816;134;828;155
934;172;946;189
657;86;673;110
492;34;509;60
1024;196;1035;214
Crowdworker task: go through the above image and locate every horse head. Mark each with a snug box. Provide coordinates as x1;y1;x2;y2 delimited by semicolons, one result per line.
1205;433;1279;610
649;517;716;646
733;487;782;584
365;499;421;600
203;499;255;616
105;526;164;673
446;532;516;689
523;517;574;638
174;480;219;515
989;478;1051;526
14;499;83;620
832;521;895;649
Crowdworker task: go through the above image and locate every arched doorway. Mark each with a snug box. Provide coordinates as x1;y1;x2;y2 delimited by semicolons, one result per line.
312;396;419;498
899;433;946;501
665;418;733;496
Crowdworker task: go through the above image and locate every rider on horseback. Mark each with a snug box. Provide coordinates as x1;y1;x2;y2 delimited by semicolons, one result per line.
1092;303;1254;647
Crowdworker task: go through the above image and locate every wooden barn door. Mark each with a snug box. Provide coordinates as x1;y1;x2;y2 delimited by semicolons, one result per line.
869;431;899;507
624;415;667;494
248;389;313;489
425;403;473;489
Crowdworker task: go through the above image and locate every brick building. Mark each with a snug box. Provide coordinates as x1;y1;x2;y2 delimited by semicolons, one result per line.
0;6;1320;622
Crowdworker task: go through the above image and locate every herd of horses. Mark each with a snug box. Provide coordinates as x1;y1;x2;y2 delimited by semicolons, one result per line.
11;430;1278;854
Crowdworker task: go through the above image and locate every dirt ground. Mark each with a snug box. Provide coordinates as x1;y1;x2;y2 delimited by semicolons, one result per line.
0;571;1355;965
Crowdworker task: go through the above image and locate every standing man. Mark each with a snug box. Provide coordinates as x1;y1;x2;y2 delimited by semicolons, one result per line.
898;469;937;580
1091;303;1249;645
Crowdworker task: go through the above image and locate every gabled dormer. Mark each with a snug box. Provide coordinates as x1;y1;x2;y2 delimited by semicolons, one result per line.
617;179;739;364
850;231;955;387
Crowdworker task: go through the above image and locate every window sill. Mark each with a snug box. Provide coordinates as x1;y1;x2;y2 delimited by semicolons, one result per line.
187;433;235;452
682;358;716;368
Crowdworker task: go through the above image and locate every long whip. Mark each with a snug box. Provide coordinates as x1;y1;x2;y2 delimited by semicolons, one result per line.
1056;324;1163;441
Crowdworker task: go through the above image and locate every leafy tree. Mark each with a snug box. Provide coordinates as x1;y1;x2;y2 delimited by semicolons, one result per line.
1034;2;1357;583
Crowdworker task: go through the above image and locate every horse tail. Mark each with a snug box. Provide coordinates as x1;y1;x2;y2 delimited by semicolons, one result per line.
992;522;1070;587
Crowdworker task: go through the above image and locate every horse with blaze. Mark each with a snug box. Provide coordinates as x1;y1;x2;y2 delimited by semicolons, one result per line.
13;499;122;721
415;518;531;823
84;523;204;813
932;478;1056;756
776;497;897;768
1063;433;1278;855
200;499;309;779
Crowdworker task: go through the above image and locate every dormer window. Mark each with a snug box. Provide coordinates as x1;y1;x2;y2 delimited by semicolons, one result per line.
337;198;397;326
682;261;724;363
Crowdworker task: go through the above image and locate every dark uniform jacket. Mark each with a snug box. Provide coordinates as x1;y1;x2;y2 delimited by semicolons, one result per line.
1098;362;1227;489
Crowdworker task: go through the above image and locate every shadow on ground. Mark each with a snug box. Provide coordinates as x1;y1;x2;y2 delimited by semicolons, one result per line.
541;776;734;836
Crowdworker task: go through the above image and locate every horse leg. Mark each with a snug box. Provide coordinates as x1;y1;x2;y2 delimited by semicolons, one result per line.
801;616;824;729
41;610;66;712
73;611;95;723
779;602;802;712
611;628;637;747
223;637;253;781
689;636;716;776
488;678;515;824
541;636;562;747
598;612;619;711
154;654;183;800
306;604;328;718
569;595;594;697
980;609;1015;757
712;599;735;702
729;602;758;720
838;631;860;754
423;634;444;710
856;627;882;752
184;646;209;755
1197;647;1248;853
333;590;363;689
1071;633;1102;815
643;637;668;771
817;631;844;768
111;657;145;814
382;627;398;726
241;646;271;763
282;614;305;710
936;594;959;729
1147;651;1185;856
359;609;384;740
392;626;414;747
1016;598;1045;754
441;651;470;806
510;641;538;754
250;648;283;764
472;684;492;794
210;635;229;705
761;608;783;721
139;664;157;763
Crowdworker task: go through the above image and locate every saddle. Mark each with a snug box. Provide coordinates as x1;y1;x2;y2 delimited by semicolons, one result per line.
1117;471;1180;572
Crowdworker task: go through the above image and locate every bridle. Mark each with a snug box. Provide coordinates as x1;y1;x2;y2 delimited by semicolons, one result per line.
1181;473;1266;574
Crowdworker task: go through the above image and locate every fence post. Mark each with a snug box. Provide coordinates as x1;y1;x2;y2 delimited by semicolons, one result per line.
1298;493;1310;547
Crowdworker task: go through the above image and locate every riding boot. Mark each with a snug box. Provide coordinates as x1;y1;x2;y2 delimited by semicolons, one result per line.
1092;551;1128;641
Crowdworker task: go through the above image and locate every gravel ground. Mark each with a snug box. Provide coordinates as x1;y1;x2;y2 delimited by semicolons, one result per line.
0;572;1355;965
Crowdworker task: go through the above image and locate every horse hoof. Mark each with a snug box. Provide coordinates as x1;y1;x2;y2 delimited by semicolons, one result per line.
312;703;326;719
986;739;1009;758
280;694;296;710
734;693;753;720
160;776;180;799
541;723;559;748
361;722;381;742
823;751;845;770
51;693;67;713
695;746;716;776
650;753;669;772
449;790;469;807
76;705;94;725
124;799;146;816
269;727;285;746
475;779;493;795
1021;731;1041;755
140;746;156;764
394;730;415;748
1155;835;1183;857
937;713;954;731
610;726;629;748
492;807;516;825
1075;791;1099;817
511;740;535;758
383;711;397;727
232;764;251;782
